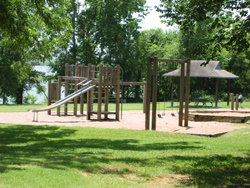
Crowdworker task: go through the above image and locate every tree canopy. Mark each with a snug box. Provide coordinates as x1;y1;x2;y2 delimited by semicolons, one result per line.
0;0;72;57
157;0;250;54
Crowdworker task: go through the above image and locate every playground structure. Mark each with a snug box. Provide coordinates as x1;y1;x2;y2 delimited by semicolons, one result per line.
32;63;147;122
32;57;192;130
32;63;121;121
145;57;191;130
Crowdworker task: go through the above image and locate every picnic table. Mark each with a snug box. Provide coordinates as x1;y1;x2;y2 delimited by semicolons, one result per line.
191;98;213;107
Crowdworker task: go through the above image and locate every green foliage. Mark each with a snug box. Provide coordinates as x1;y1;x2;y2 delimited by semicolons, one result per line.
23;94;37;105
0;0;72;57
157;0;250;54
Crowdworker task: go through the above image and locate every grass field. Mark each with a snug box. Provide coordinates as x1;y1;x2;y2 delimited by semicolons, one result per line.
0;101;249;113
0;103;250;187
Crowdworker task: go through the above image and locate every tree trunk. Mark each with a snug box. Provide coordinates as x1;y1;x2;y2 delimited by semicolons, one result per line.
15;88;24;104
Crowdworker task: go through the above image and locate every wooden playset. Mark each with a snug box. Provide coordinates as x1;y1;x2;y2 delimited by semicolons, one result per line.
32;57;191;130
145;57;191;129
33;63;121;121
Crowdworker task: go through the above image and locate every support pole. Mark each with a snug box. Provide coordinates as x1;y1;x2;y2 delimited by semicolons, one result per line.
98;65;103;120
57;76;62;116
152;57;158;130
87;64;92;120
179;63;185;126
104;66;109;119
48;81;51;115
74;80;78;116
184;60;191;127
236;94;239;110
231;93;234;110
227;79;231;106
143;84;147;113
171;77;175;107
215;78;219;108
145;57;152;130
115;65;121;120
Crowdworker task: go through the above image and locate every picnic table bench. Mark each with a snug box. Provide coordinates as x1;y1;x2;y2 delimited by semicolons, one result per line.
190;98;213;107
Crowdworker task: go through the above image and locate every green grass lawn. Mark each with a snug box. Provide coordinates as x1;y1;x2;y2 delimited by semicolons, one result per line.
0;103;250;187
0;125;249;187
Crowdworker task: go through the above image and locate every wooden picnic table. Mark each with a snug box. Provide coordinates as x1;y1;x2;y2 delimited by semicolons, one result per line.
191;98;213;107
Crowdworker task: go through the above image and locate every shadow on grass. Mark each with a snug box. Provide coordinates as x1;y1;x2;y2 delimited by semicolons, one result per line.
165;154;250;187
0;125;249;187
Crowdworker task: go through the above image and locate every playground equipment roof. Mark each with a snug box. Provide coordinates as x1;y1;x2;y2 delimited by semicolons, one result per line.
163;60;239;79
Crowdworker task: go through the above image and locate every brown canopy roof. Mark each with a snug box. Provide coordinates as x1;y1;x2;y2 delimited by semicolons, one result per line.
163;60;239;79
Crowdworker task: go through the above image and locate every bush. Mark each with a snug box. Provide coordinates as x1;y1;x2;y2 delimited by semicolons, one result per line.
24;94;37;104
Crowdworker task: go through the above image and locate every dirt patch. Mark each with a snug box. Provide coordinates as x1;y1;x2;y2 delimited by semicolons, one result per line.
147;174;189;187
0;110;248;135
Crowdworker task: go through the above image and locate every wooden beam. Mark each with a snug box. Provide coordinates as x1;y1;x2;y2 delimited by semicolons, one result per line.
158;59;187;63
122;82;146;85
215;78;219;108
48;81;51;115
184;60;191;127
87;64;92;120
74;80;78;116
231;93;234;110
104;66;109;119
236;94;239;110
115;65;121;120
227;79;231;106
152;57;158;130
171;77;174;107
145;57;152;130
143;84;146;113
179;63;185;126
57;76;62;116
98;64;103;120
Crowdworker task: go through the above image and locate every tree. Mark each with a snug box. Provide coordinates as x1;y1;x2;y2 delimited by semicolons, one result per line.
0;0;72;57
0;0;72;104
156;0;250;54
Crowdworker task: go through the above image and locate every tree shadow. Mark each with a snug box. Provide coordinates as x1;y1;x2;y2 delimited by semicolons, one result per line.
165;154;250;187
0;125;201;173
0;125;249;187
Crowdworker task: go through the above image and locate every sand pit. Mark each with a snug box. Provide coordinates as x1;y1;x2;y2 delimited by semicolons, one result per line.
0;109;248;136
189;109;250;123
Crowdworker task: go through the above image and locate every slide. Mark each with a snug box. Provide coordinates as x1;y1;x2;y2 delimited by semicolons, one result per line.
31;80;95;112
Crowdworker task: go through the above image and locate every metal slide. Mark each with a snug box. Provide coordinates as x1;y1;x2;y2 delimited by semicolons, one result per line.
32;80;95;113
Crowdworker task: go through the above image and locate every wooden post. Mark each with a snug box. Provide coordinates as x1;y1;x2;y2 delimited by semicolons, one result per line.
57;76;62;116
236;94;239;110
104;66;109;119
74;80;78;116
115;65;121;120
184;60;191;127
227;79;230;106
80;92;84;115
171;77;175;107
143;84;146;113
65;64;69;115
179;63;185;126
87;64;92;120
215;78;219;108
75;63;79;76
231;93;234;110
98;64;103;120
48;81;51;115
145;57;152;130
152;57;158;130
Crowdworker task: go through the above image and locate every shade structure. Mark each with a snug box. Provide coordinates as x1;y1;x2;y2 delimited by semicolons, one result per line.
163;60;238;79
163;60;239;108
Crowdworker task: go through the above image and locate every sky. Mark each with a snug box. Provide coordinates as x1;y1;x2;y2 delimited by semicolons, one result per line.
138;0;178;31
79;0;178;31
